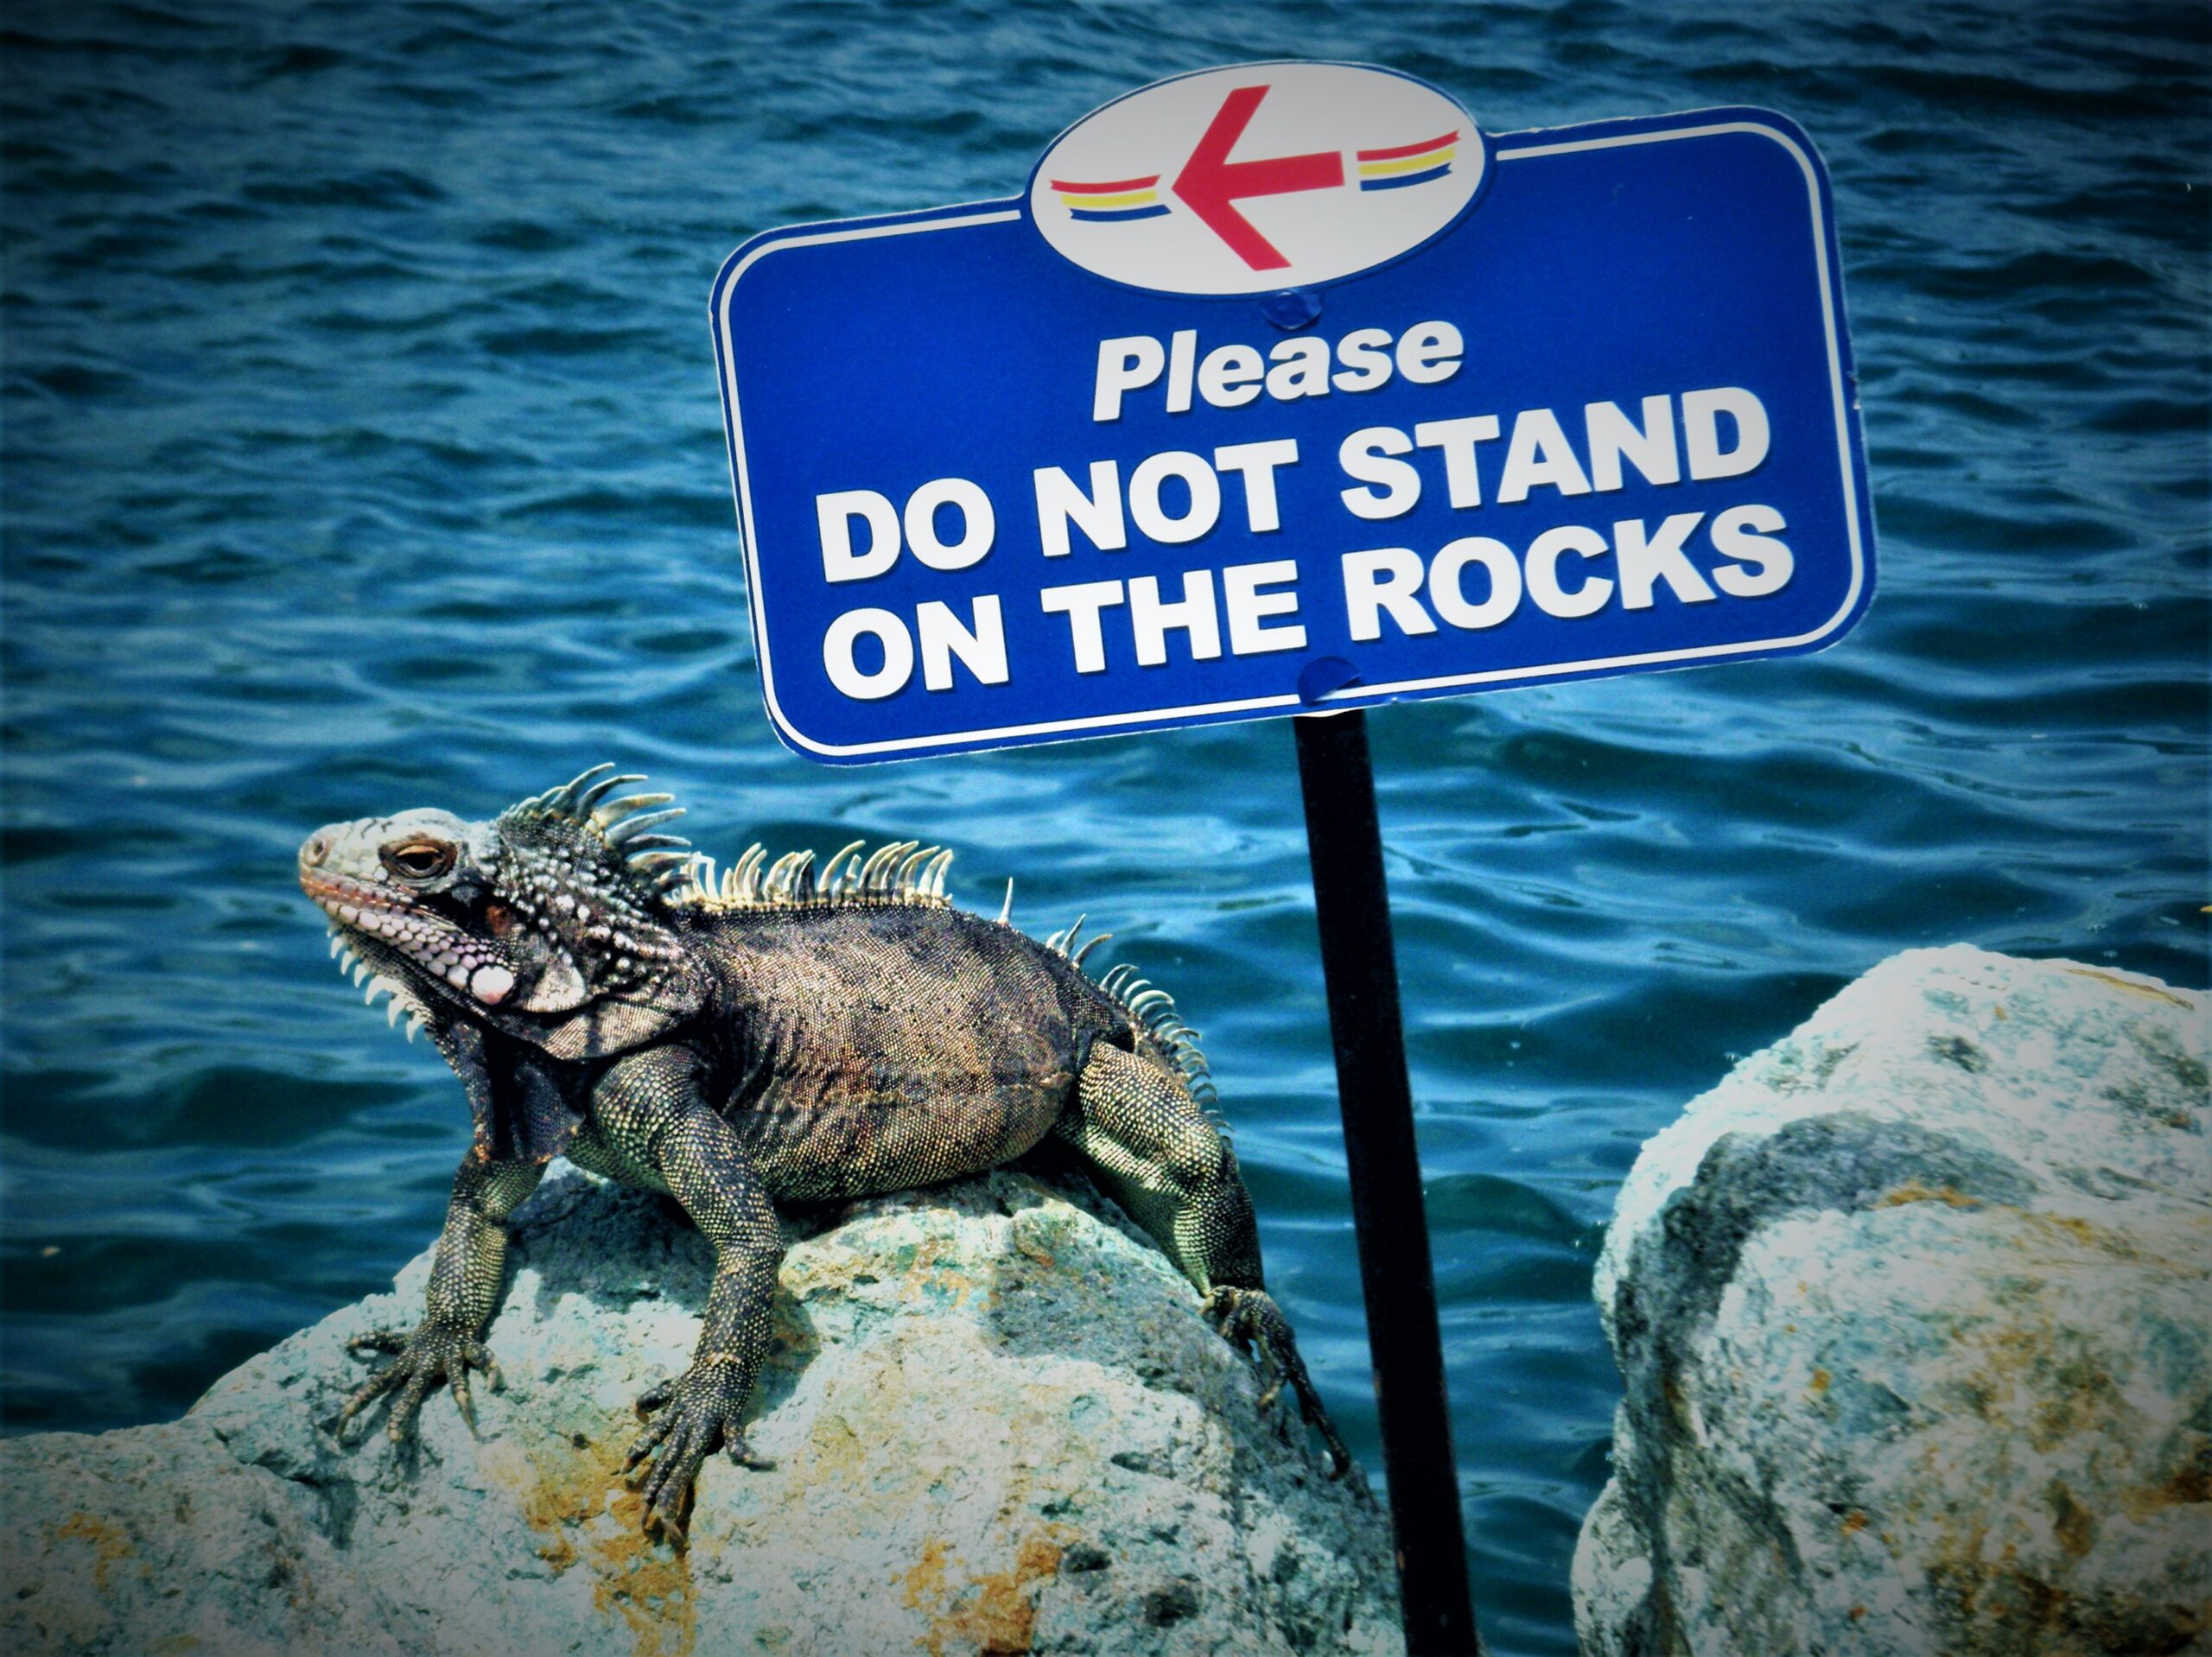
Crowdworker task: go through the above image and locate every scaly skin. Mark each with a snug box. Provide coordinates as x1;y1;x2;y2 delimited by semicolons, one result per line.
302;765;1348;1540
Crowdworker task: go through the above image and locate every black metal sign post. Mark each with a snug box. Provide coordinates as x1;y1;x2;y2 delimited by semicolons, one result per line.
1294;708;1480;1657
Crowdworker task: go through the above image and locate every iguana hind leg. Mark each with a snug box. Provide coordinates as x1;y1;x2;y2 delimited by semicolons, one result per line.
1055;1042;1351;1476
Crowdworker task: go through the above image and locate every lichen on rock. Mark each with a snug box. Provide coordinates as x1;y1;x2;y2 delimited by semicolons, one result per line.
3;1167;1401;1656
1573;945;2211;1657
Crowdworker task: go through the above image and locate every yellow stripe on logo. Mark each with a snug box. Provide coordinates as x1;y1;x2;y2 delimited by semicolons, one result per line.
1057;188;1160;209
1357;149;1456;178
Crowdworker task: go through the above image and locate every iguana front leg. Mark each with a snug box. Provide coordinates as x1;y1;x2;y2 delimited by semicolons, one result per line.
334;1151;544;1442
593;1045;783;1541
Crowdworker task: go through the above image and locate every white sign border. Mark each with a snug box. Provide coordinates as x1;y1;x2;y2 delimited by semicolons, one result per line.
714;116;1867;761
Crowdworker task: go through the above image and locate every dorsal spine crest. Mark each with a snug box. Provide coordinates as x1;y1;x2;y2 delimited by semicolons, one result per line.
675;839;956;914
1052;918;1219;1114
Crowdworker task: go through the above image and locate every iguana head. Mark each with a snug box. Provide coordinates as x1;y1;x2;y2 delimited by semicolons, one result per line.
299;765;706;1061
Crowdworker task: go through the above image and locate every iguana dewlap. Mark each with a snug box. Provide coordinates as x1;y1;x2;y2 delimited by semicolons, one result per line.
300;764;1347;1539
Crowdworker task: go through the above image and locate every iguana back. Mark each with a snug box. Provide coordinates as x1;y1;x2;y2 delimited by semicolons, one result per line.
692;901;1121;1200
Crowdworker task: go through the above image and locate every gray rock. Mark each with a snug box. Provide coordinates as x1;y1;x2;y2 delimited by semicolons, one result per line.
1573;945;2212;1657
0;1419;411;1657
3;1167;1401;1656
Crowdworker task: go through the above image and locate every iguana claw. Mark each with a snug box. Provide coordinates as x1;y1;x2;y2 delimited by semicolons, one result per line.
1205;1286;1352;1479
625;1365;774;1541
331;1322;503;1443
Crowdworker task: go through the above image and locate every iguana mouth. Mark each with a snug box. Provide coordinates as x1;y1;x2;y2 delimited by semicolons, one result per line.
301;869;517;1006
302;869;457;946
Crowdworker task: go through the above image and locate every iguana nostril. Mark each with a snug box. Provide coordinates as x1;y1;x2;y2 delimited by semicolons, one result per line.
301;833;334;867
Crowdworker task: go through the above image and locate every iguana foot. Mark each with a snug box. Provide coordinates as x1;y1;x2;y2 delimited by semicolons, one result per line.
331;1323;502;1443
1205;1286;1352;1479
624;1363;775;1541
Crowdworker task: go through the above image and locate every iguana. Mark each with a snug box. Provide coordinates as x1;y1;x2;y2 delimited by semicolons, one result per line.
298;764;1349;1538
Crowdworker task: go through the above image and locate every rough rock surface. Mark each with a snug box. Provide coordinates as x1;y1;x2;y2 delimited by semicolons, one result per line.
3;1167;1399;1656
1573;945;2211;1657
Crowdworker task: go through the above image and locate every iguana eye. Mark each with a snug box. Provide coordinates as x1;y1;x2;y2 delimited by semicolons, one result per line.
382;840;456;882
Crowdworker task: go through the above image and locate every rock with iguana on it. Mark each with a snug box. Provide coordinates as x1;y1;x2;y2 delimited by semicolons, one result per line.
1;1167;1400;1656
1573;945;2211;1657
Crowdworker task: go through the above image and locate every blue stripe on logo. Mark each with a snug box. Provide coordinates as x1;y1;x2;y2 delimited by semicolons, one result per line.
1067;203;1171;222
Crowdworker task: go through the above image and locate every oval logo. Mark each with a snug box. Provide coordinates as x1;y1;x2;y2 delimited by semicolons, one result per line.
1027;62;1486;298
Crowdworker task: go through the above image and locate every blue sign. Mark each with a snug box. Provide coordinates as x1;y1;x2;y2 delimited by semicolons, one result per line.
711;64;1873;765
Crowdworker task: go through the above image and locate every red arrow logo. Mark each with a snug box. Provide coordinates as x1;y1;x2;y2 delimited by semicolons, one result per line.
1171;85;1344;270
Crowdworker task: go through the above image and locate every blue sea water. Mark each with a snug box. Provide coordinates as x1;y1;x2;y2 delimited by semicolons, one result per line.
2;2;2204;1650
